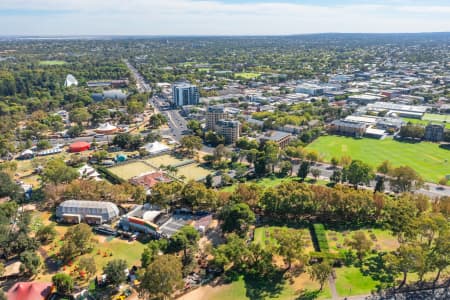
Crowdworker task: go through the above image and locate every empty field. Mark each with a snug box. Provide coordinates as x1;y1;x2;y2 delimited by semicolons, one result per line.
144;154;187;168
109;161;155;180
176;164;211;181
306;136;450;183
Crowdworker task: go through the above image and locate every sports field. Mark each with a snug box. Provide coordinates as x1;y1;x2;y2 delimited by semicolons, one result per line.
177;164;211;181
306;136;449;183
234;72;261;79
144;154;186;168
109;161;155;180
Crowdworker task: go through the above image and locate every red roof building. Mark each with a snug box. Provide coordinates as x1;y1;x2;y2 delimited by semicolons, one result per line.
129;171;172;190
7;282;53;300
69;141;90;153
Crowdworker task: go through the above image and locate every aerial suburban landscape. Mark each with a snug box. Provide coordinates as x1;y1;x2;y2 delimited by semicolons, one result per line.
0;1;450;300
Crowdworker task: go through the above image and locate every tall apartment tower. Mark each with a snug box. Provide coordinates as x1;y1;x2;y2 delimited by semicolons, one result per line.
216;120;241;144
206;106;226;131
172;83;199;107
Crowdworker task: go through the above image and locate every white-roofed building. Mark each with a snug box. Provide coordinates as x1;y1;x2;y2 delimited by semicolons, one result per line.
95;123;118;135
56;200;120;224
64;74;78;87
141;141;170;155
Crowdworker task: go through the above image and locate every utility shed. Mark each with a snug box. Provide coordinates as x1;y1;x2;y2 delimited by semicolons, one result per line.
56;200;120;225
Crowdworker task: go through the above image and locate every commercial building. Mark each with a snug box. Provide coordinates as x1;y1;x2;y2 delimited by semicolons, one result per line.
295;83;324;96
366;102;428;119
424;124;444;142
56;200;120;225
259;131;292;149
330;120;366;137
215;120;241;144
172;83;199;106
206;106;226;131
348;94;383;104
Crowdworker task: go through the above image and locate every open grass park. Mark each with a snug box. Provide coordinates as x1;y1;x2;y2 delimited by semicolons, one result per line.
306;135;449;183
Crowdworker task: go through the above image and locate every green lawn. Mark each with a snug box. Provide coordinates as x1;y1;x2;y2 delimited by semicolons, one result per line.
39;60;67;65
423;113;450;123
209;275;331;300
234;72;261;79
402;117;450;129
335;267;379;297
306;136;450;183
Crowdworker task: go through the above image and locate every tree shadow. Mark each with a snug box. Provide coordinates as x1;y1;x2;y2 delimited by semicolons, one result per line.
295;288;321;300
361;253;395;284
243;267;285;300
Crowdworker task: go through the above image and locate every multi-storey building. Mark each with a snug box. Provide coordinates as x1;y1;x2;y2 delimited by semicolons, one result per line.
216;120;241;144
206;106;226;131
172;83;199;106
424;124;444;142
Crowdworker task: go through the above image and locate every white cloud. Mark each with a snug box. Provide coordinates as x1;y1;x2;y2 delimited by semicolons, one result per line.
0;0;448;35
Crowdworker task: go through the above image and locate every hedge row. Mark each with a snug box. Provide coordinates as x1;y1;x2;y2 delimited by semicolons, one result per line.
311;223;330;252
96;166;125;184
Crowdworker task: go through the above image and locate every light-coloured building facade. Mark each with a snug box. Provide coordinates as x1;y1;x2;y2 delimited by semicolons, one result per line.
172;83;199;106
206;106;226;131
216;120;241;144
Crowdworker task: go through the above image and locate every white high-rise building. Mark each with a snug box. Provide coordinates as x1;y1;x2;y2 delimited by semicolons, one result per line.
172;83;199;106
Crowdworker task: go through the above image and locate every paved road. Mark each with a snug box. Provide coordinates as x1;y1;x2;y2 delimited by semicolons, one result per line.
124;59;151;93
293;162;450;198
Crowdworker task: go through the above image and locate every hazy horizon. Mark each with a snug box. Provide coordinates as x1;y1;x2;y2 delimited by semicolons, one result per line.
0;0;449;36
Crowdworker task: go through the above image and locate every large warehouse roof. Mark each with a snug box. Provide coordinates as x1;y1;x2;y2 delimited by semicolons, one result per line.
57;200;120;220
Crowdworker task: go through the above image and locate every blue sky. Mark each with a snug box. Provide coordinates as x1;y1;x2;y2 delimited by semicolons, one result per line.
0;0;449;35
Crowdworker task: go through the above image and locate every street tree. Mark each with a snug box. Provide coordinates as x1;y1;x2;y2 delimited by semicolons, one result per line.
180;135;203;156
389;166;423;193
297;161;310;181
343;160;372;189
